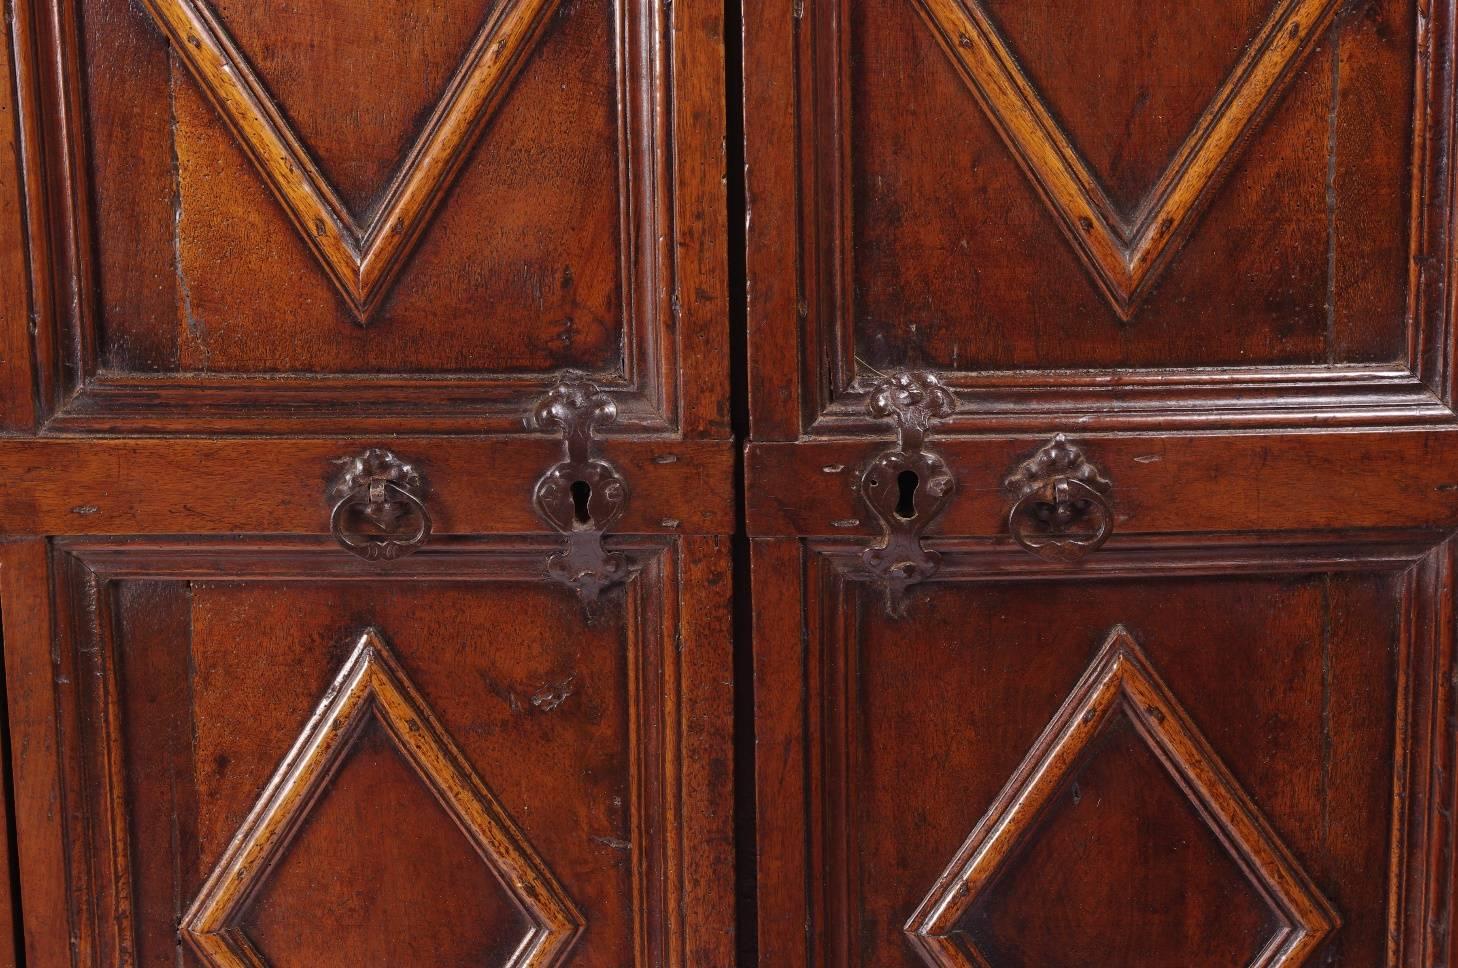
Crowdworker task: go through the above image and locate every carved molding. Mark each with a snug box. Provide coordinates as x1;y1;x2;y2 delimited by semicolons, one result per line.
912;0;1341;318
140;0;561;320
905;626;1339;967
182;628;584;967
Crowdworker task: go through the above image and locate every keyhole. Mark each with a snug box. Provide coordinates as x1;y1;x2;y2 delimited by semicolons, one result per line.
895;470;919;520
571;480;593;525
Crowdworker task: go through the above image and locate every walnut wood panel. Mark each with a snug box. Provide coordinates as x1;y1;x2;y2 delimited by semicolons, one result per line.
0;436;732;536
2;537;734;968
0;0;736;963
753;538;1457;968
4;0;727;434
744;0;1458;438
744;5;1458;959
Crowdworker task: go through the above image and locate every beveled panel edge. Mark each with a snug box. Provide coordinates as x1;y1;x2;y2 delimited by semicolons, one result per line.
911;0;1341;321
53;533;674;580
181;628;585;967
1387;541;1457;968
46;372;676;435
806;530;1446;582
807;365;1455;436
0;0;39;432
140;0;564;323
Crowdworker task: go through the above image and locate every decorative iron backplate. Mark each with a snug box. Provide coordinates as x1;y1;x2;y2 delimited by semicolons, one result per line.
856;371;958;617
530;375;632;603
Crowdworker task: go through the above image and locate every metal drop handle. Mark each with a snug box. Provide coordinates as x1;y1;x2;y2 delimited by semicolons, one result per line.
1005;435;1113;563
327;448;432;561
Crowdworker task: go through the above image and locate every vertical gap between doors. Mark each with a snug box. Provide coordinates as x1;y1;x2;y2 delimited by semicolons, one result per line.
724;0;755;959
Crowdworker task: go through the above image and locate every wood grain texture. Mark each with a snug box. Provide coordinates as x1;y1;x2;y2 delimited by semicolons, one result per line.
750;539;809;968
674;536;736;967
241;715;537;965
0;0;738;962
139;0;564;319
0;671;17;968
0;541;67;968
912;0;1339;319
1389;542;1458;968
163;0;623;371
746;430;1458;538
0;437;733;536
0;5;37;432
977;0;1276;215
202;0;498;221
4;538;733;968
1;0;1456;963
8;0;728;436
754;542;1441;967
906;627;1337;967
740;0;801;441
183;628;584;967
745;0;1439;439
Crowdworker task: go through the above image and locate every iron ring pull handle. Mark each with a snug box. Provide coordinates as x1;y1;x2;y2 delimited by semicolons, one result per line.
1008;476;1113;562
327;449;433;561
1005;435;1113;563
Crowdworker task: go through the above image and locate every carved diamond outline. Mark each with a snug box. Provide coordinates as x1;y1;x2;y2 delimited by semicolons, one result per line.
905;626;1339;968
911;0;1341;318
141;0;561;320
182;628;584;968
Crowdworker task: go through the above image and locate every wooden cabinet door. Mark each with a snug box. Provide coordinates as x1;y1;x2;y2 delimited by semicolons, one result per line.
745;1;1458;965
0;0;733;965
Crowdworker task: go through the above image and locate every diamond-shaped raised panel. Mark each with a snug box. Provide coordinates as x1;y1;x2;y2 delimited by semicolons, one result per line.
205;0;497;220
905;627;1338;968
141;0;562;319
978;0;1278;215
183;628;583;967
911;0;1340;317
963;714;1282;966
242;718;533;965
